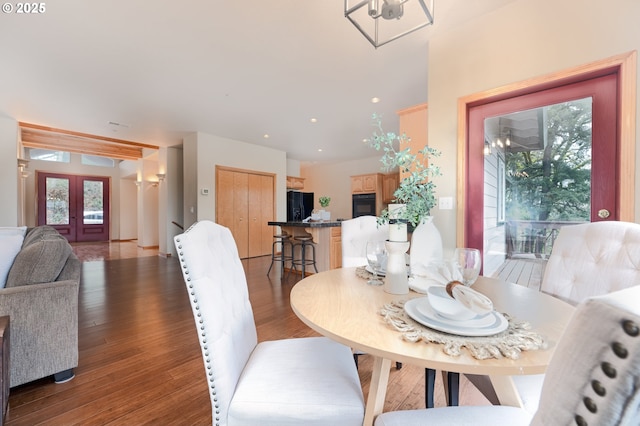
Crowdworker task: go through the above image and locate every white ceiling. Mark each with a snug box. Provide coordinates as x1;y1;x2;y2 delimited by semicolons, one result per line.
0;0;516;164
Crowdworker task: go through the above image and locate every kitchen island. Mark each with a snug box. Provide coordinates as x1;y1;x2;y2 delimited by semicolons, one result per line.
268;221;342;274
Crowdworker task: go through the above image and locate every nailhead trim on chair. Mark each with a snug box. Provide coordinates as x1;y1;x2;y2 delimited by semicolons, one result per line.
575;416;588;426
574;318;638;426
176;237;222;426
591;380;606;397
600;362;616;378
622;319;639;336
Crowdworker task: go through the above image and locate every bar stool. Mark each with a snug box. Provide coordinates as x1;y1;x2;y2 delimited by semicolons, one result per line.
267;233;293;277
289;235;318;279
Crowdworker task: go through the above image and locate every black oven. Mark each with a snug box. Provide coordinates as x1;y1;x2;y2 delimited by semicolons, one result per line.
352;193;376;218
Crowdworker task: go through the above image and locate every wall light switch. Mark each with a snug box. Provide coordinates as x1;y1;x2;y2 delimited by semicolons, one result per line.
201;188;210;195
439;196;453;210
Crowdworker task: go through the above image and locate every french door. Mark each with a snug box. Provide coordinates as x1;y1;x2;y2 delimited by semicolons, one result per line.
466;72;619;274
37;172;110;242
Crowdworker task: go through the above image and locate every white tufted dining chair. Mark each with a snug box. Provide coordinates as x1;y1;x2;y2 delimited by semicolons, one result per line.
375;284;640;426
341;216;401;369
174;220;365;426
540;220;640;304
341;216;389;268
468;220;640;414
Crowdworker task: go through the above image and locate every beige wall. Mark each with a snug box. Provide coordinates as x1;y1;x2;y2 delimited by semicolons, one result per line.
0;116;18;226
188;132;288;227
119;179;137;240
427;0;640;252
287;158;301;178
302;155;384;220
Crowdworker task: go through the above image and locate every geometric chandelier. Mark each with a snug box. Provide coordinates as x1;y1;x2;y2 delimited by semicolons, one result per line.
344;0;435;48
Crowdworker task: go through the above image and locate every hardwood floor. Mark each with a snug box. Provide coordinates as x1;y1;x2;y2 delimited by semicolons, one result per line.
491;257;546;290
5;244;490;425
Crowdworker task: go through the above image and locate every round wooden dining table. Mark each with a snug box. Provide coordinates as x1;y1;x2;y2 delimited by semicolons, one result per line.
290;267;575;426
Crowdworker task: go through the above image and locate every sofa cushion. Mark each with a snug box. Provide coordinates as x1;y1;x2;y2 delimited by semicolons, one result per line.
0;233;25;288
21;226;60;247
6;227;72;287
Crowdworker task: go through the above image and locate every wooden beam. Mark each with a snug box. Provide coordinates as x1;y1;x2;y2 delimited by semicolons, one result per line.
19;122;159;161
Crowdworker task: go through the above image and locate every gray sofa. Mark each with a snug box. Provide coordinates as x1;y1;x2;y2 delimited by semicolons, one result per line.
0;226;81;387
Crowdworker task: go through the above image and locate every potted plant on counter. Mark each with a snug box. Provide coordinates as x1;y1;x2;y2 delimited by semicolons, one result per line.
318;196;331;221
367;113;443;277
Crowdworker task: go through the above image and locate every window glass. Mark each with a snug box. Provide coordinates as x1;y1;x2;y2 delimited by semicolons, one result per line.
28;148;70;163
81;155;115;167
83;180;104;224
46;177;70;225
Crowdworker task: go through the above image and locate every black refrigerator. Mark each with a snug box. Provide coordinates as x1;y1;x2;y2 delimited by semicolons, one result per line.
287;191;314;222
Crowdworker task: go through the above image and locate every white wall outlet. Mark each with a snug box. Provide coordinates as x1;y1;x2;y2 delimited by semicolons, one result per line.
439;196;453;210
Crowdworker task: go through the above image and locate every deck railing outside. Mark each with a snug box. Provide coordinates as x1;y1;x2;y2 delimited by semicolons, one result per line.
506;220;587;259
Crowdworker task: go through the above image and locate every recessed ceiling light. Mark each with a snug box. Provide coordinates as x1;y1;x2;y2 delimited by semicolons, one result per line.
263;134;270;139
317;148;323;152
371;97;381;103
310;118;318;123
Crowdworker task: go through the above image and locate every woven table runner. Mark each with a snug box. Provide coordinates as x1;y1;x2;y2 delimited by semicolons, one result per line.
380;300;547;360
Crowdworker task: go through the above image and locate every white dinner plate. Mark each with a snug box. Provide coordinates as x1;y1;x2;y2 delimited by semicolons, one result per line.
404;297;508;337
416;297;495;327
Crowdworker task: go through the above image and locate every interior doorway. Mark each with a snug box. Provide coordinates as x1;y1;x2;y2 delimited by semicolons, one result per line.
37;172;111;242
457;52;636;286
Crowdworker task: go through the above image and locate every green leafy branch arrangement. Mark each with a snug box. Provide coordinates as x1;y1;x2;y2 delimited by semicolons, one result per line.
368;113;442;228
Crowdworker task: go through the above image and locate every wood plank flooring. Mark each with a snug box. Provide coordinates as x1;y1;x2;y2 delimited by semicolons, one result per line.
5;244;491;425
491;257;546;290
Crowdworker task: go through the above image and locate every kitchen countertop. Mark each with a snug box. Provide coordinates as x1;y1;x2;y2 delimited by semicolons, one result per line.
268;221;342;228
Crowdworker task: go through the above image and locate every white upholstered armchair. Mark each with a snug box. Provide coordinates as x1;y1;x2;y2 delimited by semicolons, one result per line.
174;221;364;426
375;284;640;425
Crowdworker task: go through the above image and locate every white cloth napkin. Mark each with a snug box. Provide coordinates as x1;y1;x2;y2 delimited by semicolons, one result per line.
448;283;494;315
408;261;494;315
408;260;463;293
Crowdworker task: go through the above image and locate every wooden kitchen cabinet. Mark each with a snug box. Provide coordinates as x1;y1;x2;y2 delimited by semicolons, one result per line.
329;227;342;269
351;173;382;194
286;176;305;190
351;173;384;216
382;173;399;203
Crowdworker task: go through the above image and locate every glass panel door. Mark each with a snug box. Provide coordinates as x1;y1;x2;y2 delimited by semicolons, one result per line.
466;73;618;289
83;180;104;225
76;176;109;242
483;98;592;277
37;172;110;242
45;177;71;225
